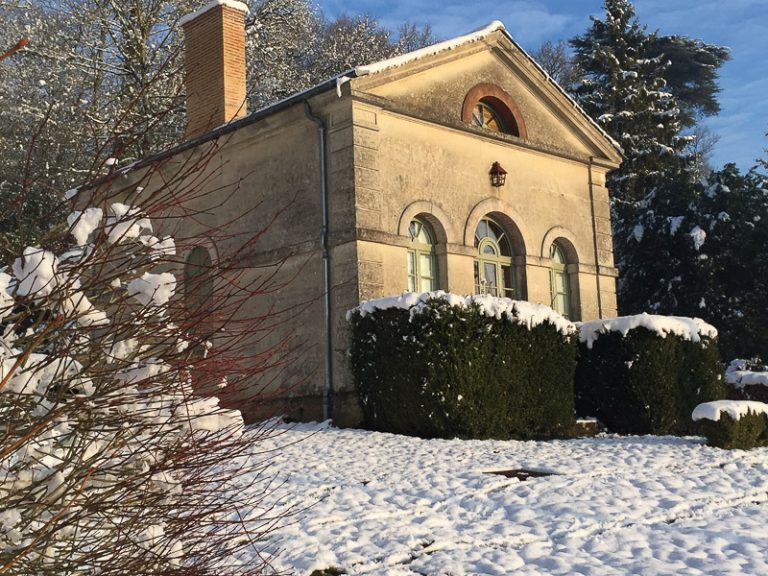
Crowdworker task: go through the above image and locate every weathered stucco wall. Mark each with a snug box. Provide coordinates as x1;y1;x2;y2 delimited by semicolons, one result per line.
347;99;617;323
118;28;620;427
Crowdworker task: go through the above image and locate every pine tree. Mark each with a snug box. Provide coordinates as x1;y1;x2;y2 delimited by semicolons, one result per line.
618;163;768;360
647;35;730;129
570;0;689;205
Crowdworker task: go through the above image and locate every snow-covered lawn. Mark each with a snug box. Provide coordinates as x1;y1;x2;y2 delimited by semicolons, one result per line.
242;422;768;575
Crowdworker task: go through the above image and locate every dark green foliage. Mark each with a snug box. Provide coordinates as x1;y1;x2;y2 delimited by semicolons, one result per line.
575;327;725;435
349;299;577;440
647;35;730;128
310;568;346;576
570;0;689;205
618;164;768;361
697;410;768;450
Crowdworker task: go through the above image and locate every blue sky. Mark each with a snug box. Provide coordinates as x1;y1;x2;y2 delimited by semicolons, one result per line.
317;0;768;172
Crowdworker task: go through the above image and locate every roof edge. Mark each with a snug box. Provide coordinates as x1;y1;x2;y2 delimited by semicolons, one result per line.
355;20;505;77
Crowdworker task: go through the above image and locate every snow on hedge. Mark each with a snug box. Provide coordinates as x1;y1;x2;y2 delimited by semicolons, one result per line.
348;291;575;336
579;312;717;349
725;359;768;389
692;400;768;422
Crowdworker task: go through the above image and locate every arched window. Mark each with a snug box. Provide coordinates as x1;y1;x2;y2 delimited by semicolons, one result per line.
471;100;506;132
184;247;213;329
462;84;527;139
549;243;571;318
474;216;515;298
407;218;438;292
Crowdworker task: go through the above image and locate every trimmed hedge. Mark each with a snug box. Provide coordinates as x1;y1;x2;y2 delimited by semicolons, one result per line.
724;358;768;403
696;409;768;450
575;318;725;435
348;293;577;440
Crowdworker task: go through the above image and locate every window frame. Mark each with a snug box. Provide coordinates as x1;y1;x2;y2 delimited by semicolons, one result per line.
407;218;439;293
461;84;528;139
471;101;506;132
549;242;572;319
474;216;516;298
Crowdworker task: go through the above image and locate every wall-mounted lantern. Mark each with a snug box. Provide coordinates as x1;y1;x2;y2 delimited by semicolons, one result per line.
489;161;507;187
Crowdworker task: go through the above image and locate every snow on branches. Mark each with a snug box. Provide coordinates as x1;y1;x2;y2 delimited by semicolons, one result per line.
0;195;273;574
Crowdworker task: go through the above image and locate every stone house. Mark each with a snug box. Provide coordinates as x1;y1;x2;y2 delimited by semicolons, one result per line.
129;0;622;425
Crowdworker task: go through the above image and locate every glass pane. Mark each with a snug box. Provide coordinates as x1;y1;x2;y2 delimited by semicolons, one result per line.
474;260;481;293
556;293;568;314
555;273;567;292
474;103;503;132
475;220;488;244
419;253;433;280
487;220;500;242
420;275;434;293
472;106;484;126
502;265;514;298
551;243;567;266
484;262;497;296
407;251;415;292
482;243;496;255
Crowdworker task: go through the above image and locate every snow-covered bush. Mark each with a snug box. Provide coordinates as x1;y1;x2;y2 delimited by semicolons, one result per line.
724;358;768;403
348;292;577;440
575;313;725;435
693;400;768;449
0;196;277;574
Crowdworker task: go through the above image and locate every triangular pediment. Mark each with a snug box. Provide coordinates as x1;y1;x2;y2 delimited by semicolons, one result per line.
348;25;622;166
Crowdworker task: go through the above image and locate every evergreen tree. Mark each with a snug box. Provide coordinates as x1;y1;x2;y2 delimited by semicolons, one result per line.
571;1;768;361
618;163;768;361
647;35;730;129
570;0;689;205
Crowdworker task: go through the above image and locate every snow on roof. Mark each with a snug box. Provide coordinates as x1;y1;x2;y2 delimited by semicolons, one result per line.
108;19;620;180
355;20;505;76
179;0;248;27
352;20;622;156
578;313;718;349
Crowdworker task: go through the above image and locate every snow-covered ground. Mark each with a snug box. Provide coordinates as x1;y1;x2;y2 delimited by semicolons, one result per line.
241;422;768;575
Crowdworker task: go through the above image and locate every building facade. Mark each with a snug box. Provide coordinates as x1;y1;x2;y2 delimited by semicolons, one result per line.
129;1;622;425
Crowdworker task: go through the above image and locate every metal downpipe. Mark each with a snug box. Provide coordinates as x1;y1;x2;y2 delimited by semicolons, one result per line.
304;101;333;421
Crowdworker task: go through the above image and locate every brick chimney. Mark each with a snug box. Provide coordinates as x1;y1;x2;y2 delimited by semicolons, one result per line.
181;0;248;139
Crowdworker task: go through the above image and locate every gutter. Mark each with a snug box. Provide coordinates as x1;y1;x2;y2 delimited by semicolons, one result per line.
91;73;353;187
588;157;605;318
303;101;334;422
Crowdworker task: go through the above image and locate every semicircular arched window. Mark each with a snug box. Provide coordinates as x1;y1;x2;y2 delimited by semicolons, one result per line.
471;100;506;132
549;242;572;319
462;84;527;139
407;218;438;292
474;216;515;298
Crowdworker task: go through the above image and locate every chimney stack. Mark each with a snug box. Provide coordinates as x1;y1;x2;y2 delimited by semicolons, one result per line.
181;0;248;139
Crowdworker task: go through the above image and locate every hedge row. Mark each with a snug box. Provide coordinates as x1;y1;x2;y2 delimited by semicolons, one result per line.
348;293;577;440
724;358;768;403
349;296;727;440
575;315;724;435
693;400;768;449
